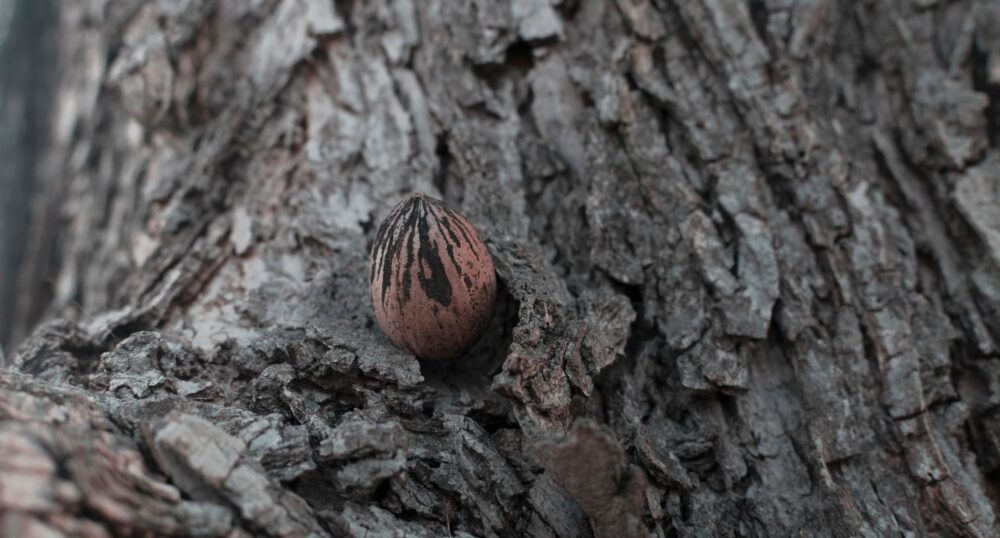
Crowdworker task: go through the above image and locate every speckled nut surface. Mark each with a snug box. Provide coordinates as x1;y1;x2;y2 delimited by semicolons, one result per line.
369;193;497;360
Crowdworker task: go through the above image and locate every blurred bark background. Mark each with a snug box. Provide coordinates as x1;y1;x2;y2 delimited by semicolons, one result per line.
0;0;57;349
3;0;1000;536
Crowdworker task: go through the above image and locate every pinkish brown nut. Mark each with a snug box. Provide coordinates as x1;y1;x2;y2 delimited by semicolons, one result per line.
369;193;497;360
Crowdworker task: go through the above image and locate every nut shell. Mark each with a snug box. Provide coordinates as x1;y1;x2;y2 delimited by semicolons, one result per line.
369;193;497;360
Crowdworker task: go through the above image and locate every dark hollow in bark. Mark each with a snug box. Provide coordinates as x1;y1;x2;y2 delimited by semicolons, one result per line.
3;0;1000;536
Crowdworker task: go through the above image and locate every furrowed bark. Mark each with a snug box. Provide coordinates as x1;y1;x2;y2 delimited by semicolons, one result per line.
3;0;1000;536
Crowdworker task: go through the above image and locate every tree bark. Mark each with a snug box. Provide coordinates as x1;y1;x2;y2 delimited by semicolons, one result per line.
4;0;1000;536
0;0;58;348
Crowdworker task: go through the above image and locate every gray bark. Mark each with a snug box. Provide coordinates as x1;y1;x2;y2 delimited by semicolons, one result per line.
3;0;1000;536
0;0;58;348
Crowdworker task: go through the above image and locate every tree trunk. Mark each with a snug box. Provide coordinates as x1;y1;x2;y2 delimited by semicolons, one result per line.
4;0;1000;536
0;0;58;348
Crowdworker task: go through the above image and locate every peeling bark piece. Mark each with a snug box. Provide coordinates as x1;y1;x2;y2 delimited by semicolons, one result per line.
319;419;406;461
91;331;181;398
535;419;649;538
335;452;407;492
149;413;245;497
248;0;317;92
527;474;592;538
444;0;516;66
683;211;739;296
971;264;1000;347
728;213;779;339
530;54;587;177
796;313;874;463
224;414;316;483
447;414;525;501
871;305;926;420
677;337;748;393
910;71;989;169
512;0;564;42
614;0;666;40
652;258;708;350
584;127;648;285
355;340;425;388
578;288;636;380
954;158;1000;270
147;413;326;537
231;206;253;256
107;7;174;126
635;425;694;490
304;0;345;36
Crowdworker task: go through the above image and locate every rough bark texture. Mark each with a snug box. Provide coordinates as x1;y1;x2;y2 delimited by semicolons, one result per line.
3;0;1000;536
